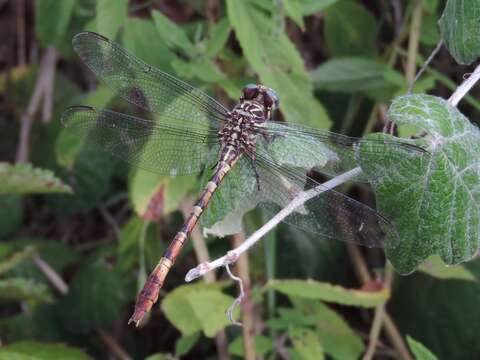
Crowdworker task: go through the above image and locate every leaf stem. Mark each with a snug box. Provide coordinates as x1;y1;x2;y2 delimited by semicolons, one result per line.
448;62;480;107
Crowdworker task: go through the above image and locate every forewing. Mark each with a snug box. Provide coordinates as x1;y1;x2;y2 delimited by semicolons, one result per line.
61;106;219;175
264;121;427;181
72;32;229;127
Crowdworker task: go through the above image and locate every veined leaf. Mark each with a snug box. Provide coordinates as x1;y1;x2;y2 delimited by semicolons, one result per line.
419;255;476;281
407;336;439;360
0;342;92;360
226;0;330;128
439;0;480;65
267;279;390;307
359;94;480;274
0;163;71;194
95;0;128;39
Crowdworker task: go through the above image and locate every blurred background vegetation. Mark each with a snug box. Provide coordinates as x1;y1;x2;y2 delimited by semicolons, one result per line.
1;0;480;359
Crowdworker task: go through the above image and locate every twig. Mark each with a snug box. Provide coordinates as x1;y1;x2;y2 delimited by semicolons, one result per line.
448;62;480;107
33;255;133;360
363;264;394;360
411;40;443;92
231;232;256;360
180;198;231;360
16;47;57;163
406;0;423;91
95;328;133;360
185;167;362;281
225;263;244;327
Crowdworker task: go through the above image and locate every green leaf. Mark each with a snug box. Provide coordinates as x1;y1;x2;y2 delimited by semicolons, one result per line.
228;335;274;357
122;18;175;73
204;18;231;57
299;0;339;15
359;94;480;274
161;283;235;337
175;333;200;358
0;342;92;360
226;0;330;128
324;0;378;57
289;327;325;360
95;0;128;39
439;0;480;65
145;354;169;360
0;195;23;239
0;246;36;276
267;279;390;307
151;10;194;53
292;300;365;360
0;278;53;303
420;15;441;46
0;163;72;194
419;255;476;281
59;262;126;333
284;0;305;30
311;57;399;100
407;336;439;360
35;0;76;47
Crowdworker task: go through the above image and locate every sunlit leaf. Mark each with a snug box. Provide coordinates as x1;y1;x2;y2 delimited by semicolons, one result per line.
175;333;200;358
267;279;390;307
299;0;339;15
289;327;325;360
0;163;71;194
419;255;476;281
228;335;274;357
283;0;305;30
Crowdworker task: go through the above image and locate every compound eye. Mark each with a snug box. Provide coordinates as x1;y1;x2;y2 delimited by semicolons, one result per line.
264;89;279;108
243;84;259;100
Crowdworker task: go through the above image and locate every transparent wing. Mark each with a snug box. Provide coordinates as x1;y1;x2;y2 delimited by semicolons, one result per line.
264;121;426;181
72;32;229;127
252;151;398;248
61;106;219;175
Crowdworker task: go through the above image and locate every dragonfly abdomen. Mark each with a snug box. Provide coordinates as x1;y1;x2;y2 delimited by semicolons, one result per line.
128;154;239;326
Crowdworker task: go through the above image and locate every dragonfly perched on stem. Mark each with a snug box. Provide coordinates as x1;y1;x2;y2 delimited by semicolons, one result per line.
61;32;427;327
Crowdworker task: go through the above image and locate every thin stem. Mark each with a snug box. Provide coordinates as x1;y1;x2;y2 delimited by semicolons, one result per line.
181;198;231;360
185;167;363;281
406;0;423;92
448;62;480;107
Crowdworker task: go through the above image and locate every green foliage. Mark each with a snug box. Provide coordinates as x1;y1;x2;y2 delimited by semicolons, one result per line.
0;195;23;239
0;278;52;303
228;335;274;357
36;0;76;47
95;0;128;39
439;0;480;64
289;327;325;360
226;0;330;128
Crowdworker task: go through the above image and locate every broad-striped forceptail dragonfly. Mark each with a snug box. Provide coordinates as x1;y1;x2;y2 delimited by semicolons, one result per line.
61;32;426;326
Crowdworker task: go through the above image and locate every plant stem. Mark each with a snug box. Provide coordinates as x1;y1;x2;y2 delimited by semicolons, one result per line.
406;0;423;91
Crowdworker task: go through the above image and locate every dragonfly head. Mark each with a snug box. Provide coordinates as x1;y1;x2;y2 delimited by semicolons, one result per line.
241;84;279;119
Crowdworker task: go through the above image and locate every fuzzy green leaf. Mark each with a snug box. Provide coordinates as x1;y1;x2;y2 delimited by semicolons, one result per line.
267;279;390;307
0;163;71;194
359;94;480;274
226;0;330;128
439;0;480;65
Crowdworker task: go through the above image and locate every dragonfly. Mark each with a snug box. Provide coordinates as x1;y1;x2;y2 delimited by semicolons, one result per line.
61;32;426;326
